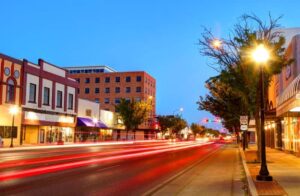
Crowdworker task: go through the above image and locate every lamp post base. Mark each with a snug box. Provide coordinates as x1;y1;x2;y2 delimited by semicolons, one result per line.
256;175;273;181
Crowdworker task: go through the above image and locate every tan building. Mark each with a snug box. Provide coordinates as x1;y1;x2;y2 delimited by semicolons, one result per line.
0;54;23;147
65;66;156;132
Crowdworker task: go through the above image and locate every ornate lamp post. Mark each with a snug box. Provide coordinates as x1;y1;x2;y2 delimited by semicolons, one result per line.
9;105;18;148
252;44;273;181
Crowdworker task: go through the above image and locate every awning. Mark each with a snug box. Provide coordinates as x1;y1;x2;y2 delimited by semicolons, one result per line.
77;117;108;129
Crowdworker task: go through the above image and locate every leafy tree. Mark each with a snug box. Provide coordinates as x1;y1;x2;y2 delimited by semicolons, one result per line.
115;98;151;140
157;115;187;139
197;14;292;158
190;123;205;138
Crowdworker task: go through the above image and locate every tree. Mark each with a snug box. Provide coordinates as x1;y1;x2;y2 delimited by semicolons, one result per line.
157;115;187;139
190;123;205;138
197;14;292;158
115;98;151;140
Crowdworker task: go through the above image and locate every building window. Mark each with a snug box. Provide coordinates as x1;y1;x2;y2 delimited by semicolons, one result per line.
135;97;141;102
95;78;100;83
56;90;63;108
95;98;99;103
76;78;80;83
115;77;120;83
68;94;73;109
104;98;110;104
105;77;110;83
126;76;131;82
105;87;110;93
43;87;50;105
115;87;120;93
136;76;142;82
86;109;92;117
6;79;15;103
77;88;80;94
136;87;141;93
126;87;131;93
85;88;90;94
95;88;100;94
29;83;37;103
85;78;90;83
115;98;121;104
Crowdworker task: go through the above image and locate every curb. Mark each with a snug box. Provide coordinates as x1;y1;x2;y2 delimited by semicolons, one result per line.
143;144;222;196
239;147;258;196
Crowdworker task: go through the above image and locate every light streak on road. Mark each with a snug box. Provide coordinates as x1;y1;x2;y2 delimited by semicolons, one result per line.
0;141;213;181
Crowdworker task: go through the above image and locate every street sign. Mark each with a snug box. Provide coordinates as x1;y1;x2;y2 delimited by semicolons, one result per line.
240;116;248;125
241;125;248;131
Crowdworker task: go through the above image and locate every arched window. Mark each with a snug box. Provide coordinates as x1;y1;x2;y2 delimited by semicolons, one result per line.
6;79;15;103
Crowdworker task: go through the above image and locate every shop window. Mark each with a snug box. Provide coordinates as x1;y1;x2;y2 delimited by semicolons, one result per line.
6;79;15;103
43;87;50;105
68;93;73;110
56;90;63;108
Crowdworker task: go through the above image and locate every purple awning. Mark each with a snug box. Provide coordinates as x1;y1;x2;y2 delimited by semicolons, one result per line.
77;117;108;129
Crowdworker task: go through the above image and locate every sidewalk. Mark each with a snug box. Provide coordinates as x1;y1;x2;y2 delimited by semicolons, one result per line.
241;144;300;195
145;144;247;196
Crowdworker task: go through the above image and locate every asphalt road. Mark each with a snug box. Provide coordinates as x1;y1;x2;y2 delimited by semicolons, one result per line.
0;141;223;196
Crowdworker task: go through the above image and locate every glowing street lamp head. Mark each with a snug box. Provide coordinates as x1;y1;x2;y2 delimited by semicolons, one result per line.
148;96;153;100
211;39;222;49
252;44;270;63
9;106;18;115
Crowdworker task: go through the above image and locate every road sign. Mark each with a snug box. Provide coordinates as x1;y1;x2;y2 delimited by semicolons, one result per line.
241;125;248;131
240;116;248;125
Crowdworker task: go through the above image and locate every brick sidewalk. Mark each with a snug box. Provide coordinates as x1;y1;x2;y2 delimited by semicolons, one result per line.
242;147;288;196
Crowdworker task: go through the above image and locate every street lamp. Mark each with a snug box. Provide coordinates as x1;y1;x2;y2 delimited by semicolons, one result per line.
9;105;18;148
252;44;273;181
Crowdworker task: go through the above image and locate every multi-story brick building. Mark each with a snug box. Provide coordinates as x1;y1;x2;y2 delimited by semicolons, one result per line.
65;66;156;131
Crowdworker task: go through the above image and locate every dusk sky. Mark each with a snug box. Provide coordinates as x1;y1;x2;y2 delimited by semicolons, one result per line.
1;0;300;130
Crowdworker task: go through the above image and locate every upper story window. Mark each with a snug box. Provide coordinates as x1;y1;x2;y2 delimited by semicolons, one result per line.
136;76;142;82
115;77;120;83
136;87;142;93
68;94;74;110
105;77;110;83
115;98;121;104
105;87;110;93
86;109;92;117
43;87;50;105
85;78;90;83
56;90;63;108
95;78;100;83
6;79;15;103
85;88;90;94
29;83;37;103
95;98;100;103
115;87;120;93
126;87;131;93
126;76;131;82
95;88;100;94
104;98;110;104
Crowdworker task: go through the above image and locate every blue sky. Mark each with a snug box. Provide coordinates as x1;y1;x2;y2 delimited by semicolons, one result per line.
1;0;300;130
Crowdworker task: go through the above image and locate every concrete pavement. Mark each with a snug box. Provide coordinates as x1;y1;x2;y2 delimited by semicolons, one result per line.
145;144;247;196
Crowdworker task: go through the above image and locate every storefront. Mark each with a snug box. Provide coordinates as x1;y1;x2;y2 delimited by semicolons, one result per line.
22;110;76;144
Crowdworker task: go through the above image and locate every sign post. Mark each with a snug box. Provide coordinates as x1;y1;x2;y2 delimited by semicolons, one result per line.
240;116;248;151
